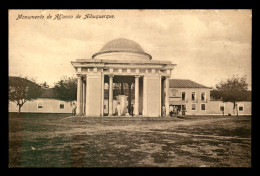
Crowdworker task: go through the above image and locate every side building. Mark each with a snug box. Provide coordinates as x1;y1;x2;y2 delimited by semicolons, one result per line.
168;79;251;116
9;88;75;114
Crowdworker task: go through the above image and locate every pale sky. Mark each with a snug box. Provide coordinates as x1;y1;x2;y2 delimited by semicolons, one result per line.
9;9;252;89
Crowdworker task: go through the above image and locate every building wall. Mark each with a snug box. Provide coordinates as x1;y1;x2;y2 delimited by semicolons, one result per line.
9;98;74;113
143;76;161;117
9;90;251;116
168;88;251;115
206;101;251;115
86;74;102;116
169;88;210;115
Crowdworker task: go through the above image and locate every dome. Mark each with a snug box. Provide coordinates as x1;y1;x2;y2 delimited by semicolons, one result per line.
100;38;145;53
92;38;152;60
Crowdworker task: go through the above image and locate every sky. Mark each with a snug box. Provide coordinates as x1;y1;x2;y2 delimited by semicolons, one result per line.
9;9;252;89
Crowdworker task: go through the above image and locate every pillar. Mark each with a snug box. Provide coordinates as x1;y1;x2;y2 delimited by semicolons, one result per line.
76;75;82;115
165;76;170;116
82;79;86;114
101;74;104;116
135;76;140;116
139;77;143;115
85;76;87;115
128;82;132;114
159;75;162;117
85;73;102;116
143;76;147;116
109;75;114;116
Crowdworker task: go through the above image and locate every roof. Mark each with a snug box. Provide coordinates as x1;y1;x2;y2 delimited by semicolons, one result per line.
39;88;56;98
169;79;211;89
101;38;145;53
92;38;152;60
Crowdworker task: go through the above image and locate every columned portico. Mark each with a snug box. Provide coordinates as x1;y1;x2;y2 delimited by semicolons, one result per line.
72;38;176;117
109;75;114;116
134;76;140;116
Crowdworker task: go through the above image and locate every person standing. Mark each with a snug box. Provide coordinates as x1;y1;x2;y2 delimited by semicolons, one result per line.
169;105;173;117
130;104;134;116
162;105;166;117
117;102;121;116
72;102;77;116
173;106;177;115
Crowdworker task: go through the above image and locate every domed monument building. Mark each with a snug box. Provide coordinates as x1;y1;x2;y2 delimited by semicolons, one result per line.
9;38;251;116
71;38;176;117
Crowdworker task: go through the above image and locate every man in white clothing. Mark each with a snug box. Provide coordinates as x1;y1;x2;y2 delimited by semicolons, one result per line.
117;102;121;116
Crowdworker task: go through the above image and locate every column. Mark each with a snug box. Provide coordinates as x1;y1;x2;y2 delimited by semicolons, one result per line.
128;83;132;114
82;79;86;114
101;74;104;116
165;76;170;116
76;75;82;115
135;76;140;116
143;76;147;116
159;75;162;117
85;75;87;115
109;75;114;116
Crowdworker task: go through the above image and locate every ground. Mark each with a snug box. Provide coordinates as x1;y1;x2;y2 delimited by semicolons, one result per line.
8;113;251;167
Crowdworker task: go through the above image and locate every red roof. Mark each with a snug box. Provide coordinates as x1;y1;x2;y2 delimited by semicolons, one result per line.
169;79;211;89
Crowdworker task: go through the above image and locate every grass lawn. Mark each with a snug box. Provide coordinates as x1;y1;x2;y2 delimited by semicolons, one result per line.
8;113;251;167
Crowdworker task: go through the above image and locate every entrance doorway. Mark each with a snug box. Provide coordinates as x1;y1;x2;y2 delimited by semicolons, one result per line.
170;104;186;115
103;75;143;116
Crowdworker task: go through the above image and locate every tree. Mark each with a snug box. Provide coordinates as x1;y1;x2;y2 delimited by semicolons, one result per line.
9;76;42;114
40;81;49;88
53;76;77;104
211;75;251;116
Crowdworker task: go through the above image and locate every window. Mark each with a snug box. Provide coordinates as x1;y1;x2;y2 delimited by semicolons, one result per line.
238;104;244;111
182;92;186;101
220;106;224;111
201;92;205;101
201;104;206;111
181;105;186;111
37;102;43;109
60;103;64;109
192;92;195;101
191;104;196;110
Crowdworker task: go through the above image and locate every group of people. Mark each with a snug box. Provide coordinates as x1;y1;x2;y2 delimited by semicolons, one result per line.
170;106;180;116
162;105;184;117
